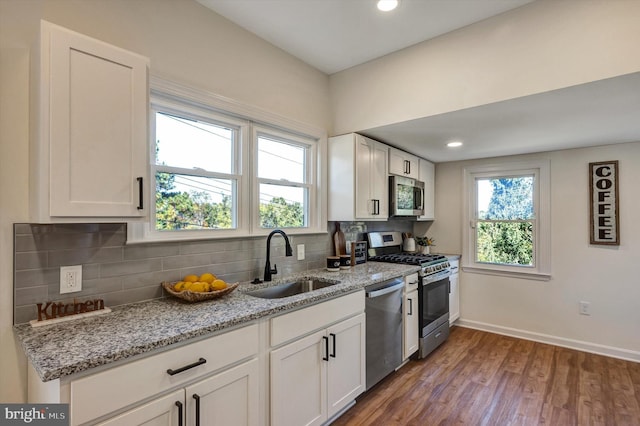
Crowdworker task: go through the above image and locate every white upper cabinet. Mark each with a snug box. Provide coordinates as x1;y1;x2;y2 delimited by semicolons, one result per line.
418;158;435;220
31;21;149;222
389;147;419;179
328;133;389;221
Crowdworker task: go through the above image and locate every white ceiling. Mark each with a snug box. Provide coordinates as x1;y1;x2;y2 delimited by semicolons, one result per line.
197;0;640;163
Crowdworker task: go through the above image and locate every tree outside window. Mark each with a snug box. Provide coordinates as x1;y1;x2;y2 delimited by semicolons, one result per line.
476;176;534;267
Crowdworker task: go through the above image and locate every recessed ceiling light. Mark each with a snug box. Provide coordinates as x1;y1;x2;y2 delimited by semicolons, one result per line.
377;0;399;12
447;141;463;148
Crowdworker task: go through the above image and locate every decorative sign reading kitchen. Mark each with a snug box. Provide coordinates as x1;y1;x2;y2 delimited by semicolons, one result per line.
589;160;619;245
31;298;110;327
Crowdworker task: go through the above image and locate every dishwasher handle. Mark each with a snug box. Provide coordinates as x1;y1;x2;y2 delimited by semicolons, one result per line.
366;280;404;298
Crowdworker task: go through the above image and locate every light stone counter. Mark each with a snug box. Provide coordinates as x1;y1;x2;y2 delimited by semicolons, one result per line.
14;262;418;382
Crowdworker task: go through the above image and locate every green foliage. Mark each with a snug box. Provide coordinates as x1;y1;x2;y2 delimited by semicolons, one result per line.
259;197;304;228
155;173;304;230
477;176;534;266
155;172;233;230
477;222;533;266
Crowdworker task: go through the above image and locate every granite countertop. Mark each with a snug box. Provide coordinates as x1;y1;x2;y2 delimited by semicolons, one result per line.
14;262;419;383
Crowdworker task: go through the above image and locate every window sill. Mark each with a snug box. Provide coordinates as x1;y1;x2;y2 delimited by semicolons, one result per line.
461;265;551;281
126;222;328;245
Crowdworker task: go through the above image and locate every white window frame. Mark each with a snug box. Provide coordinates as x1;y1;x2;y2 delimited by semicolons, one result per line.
252;125;317;234
149;98;249;239
462;159;551;280
127;77;327;243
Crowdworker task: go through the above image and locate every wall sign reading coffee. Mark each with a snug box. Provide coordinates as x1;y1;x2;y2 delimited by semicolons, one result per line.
589;160;619;245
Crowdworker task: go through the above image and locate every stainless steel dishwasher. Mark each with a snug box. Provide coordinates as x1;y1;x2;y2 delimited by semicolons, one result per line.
365;277;405;390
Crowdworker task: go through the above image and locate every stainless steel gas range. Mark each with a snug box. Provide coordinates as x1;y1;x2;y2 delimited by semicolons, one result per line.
368;231;452;359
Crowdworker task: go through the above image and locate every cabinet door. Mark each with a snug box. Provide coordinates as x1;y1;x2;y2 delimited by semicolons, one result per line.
370;141;389;218
186;358;259;426
271;330;327;426
449;272;460;324
355;135;375;219
96;389;184;426
327;313;366;418
46;22;148;217
389;148;419;179
403;289;419;360
418;159;435;220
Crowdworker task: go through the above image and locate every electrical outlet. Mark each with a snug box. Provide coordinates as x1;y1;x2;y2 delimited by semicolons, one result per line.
60;265;82;294
579;301;590;316
297;244;305;260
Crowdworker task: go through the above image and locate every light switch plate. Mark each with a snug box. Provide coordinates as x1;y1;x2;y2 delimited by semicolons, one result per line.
297;244;305;260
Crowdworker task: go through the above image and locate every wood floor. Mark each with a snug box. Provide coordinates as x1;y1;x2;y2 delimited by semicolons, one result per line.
333;326;640;426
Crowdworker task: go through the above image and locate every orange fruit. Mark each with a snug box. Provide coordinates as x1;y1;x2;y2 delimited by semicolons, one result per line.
190;282;205;292
211;279;227;291
199;272;216;283
183;274;199;283
173;281;185;292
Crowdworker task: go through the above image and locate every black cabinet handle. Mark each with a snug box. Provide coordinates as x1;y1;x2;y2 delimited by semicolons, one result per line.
322;336;329;361
408;298;413;316
175;401;183;426
407;160;411;175
330;333;336;358
372;199;380;215
166;358;206;376
193;394;201;426
137;177;144;210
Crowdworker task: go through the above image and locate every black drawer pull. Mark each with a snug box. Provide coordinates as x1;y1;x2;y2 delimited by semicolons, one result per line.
330;333;336;358
193;394;201;426
323;336;329;361
175;401;183;426
408;298;413;315
166;357;206;376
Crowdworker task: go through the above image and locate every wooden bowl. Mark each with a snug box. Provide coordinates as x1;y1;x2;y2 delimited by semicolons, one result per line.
161;281;239;303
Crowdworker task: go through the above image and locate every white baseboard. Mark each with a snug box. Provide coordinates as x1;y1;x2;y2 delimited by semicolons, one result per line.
455;319;640;363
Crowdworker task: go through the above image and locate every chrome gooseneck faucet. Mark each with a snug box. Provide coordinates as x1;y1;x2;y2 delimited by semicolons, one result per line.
264;229;293;282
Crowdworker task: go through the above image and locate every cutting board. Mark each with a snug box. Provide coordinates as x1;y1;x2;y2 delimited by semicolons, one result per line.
333;222;346;256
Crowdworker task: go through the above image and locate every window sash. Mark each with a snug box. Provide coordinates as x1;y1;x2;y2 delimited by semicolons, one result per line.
253;126;316;231
463;160;551;280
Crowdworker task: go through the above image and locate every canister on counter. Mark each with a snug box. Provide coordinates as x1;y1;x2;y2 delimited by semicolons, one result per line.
340;255;351;269
327;256;340;272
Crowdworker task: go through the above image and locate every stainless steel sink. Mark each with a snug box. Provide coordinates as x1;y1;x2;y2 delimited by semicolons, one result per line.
246;278;339;299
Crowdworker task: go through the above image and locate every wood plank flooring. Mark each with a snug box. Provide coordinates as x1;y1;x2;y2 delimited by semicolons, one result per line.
332;326;640;426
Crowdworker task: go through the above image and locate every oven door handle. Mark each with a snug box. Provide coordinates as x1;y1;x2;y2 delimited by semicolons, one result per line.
366;281;404;298
422;270;452;285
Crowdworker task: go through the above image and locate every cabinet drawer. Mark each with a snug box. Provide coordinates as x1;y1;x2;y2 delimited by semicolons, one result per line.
271;290;364;347
71;324;258;425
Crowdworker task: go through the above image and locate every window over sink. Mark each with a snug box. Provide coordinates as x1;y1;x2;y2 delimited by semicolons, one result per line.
128;77;326;243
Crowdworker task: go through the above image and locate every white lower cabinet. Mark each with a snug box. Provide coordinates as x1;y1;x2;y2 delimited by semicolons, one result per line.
185;358;259;426
271;313;365;426
449;259;460;323
403;273;419;360
27;292;367;426
98;359;258;426
97;389;184;426
66;324;259;425
270;291;366;426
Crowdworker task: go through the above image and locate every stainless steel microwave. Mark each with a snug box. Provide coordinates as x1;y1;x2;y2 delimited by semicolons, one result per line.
389;175;425;217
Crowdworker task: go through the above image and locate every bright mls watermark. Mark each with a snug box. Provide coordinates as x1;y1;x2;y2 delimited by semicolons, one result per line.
1;404;68;425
